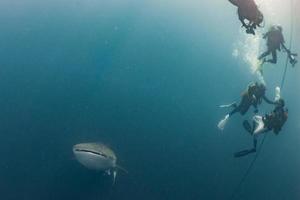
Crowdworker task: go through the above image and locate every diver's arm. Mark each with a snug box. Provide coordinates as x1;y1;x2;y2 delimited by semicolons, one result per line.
237;10;248;27
263;95;276;105
281;42;289;51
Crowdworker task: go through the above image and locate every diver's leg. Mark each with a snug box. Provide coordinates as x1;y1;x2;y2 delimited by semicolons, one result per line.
239;103;251;116
229;94;250;116
229;104;241;116
272;50;277;63
229;108;237;116
228;100;243;116
273;51;278;63
253;136;257;150
243;120;253;134
258;50;271;60
252;120;256;133
267;50;277;64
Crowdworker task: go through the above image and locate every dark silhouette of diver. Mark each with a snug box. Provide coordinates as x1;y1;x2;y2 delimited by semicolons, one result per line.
235;99;288;157
228;0;264;35
218;82;276;130
258;25;298;66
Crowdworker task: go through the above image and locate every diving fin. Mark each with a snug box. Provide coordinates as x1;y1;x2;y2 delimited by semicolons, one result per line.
243;120;252;134
217;114;230;131
234;148;256;158
219;102;237;108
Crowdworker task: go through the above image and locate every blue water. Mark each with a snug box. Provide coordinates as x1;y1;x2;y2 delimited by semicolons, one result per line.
0;0;299;199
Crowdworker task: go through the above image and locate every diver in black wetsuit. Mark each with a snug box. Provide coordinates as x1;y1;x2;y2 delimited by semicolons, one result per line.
218;82;276;131
259;25;297;66
235;99;288;157
228;82;275;117
228;0;264;35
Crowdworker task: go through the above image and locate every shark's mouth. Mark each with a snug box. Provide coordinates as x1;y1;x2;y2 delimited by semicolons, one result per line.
75;149;108;158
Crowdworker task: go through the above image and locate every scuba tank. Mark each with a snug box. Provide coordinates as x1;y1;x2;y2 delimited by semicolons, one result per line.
275;86;281;101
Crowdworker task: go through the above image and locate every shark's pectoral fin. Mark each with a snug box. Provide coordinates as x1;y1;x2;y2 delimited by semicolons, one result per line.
106;169;118;185
116;165;128;174
112;170;117;185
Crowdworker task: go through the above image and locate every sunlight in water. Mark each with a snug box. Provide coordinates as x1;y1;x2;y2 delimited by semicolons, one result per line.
233;30;265;84
232;0;290;79
232;0;290;84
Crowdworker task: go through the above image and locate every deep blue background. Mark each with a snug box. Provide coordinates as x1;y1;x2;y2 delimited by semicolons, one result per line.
0;0;299;199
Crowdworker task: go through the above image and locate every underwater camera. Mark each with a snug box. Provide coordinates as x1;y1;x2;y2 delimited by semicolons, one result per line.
286;49;297;67
288;52;297;67
245;27;255;35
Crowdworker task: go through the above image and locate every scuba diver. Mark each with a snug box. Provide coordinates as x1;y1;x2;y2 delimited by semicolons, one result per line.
228;0;264;35
258;25;298;67
218;82;277;130
235;98;288;157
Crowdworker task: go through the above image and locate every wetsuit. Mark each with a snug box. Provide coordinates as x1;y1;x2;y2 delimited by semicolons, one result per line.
259;28;285;64
229;85;275;117
229;0;263;34
263;107;288;134
235;106;288;157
